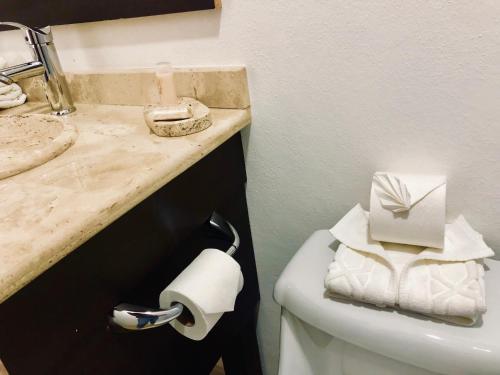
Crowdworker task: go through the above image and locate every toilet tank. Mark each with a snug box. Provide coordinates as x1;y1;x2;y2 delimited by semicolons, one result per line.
278;308;436;375
274;230;500;375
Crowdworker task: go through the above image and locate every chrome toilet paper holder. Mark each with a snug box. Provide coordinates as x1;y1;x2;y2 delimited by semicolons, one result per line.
110;212;240;331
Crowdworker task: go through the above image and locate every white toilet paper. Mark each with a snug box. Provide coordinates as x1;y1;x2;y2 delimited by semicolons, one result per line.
369;172;446;248
159;248;244;341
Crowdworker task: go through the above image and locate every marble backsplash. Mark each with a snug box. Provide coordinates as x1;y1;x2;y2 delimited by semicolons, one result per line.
19;66;250;110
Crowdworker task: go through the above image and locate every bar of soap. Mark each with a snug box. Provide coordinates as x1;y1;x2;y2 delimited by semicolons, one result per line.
144;97;212;137
150;105;193;121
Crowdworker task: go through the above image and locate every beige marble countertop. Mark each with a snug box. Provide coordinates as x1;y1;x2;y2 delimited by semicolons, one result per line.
0;103;251;304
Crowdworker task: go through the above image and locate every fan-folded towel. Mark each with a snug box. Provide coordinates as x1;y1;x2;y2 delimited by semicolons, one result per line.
370;172;446;248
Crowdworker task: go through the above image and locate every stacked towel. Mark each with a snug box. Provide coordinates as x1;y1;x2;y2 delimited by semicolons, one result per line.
0;57;26;109
324;176;494;325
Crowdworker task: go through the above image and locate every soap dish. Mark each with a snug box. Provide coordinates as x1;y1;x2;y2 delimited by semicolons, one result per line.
144;97;212;137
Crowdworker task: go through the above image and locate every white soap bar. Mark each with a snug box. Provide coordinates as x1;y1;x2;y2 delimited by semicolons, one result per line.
150;105;193;121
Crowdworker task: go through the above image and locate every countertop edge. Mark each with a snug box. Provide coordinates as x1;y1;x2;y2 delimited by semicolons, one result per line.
0;107;251;304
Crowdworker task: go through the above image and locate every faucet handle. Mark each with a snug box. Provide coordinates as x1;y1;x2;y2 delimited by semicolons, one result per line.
0;22;52;45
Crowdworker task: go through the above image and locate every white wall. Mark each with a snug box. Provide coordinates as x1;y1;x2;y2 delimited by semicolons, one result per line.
2;1;500;374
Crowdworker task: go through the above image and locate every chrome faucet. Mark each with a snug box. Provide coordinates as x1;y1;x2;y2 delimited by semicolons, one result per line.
0;22;75;115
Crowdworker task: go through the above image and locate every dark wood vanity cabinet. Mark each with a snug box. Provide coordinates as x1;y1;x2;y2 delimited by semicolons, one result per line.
0;134;262;375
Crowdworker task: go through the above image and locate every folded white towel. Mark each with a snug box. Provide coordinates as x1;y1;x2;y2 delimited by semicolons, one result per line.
0;56;26;109
325;204;494;325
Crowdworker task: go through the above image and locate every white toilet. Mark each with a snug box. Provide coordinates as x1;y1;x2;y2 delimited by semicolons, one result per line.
274;230;500;375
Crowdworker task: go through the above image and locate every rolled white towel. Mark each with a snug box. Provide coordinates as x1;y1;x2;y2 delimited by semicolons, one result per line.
0;83;26;109
0;56;27;109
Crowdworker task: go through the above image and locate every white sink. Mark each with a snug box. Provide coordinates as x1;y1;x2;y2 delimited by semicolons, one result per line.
0;114;77;180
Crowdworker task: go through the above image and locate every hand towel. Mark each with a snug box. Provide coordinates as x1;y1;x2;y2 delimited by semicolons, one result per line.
325;204;494;325
0;57;26;109
370;172;446;248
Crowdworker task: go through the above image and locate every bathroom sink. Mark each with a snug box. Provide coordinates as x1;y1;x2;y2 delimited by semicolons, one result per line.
0;114;77;180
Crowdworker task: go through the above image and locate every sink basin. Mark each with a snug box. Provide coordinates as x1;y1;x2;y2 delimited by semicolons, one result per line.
0;114;78;180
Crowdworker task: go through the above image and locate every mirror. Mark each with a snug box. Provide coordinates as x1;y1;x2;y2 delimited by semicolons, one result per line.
0;0;221;29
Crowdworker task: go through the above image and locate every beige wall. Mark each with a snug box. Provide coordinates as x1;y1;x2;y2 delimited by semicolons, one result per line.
1;1;500;374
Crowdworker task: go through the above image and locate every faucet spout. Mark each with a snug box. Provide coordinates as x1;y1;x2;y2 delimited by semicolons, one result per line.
0;61;45;84
0;75;13;85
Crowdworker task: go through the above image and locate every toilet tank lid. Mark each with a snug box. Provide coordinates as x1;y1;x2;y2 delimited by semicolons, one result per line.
274;230;500;375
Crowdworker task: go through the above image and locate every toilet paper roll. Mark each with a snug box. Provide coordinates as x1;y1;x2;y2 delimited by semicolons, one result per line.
159;248;244;341
369;172;446;248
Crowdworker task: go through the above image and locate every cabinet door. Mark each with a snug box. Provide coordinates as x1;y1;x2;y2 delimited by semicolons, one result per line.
0;134;262;375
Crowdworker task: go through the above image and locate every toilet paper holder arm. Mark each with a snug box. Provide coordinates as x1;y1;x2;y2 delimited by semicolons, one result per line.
110;212;240;331
209;211;240;257
112;302;185;331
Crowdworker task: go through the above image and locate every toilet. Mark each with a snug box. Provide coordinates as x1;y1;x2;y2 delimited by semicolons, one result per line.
274;230;500;375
